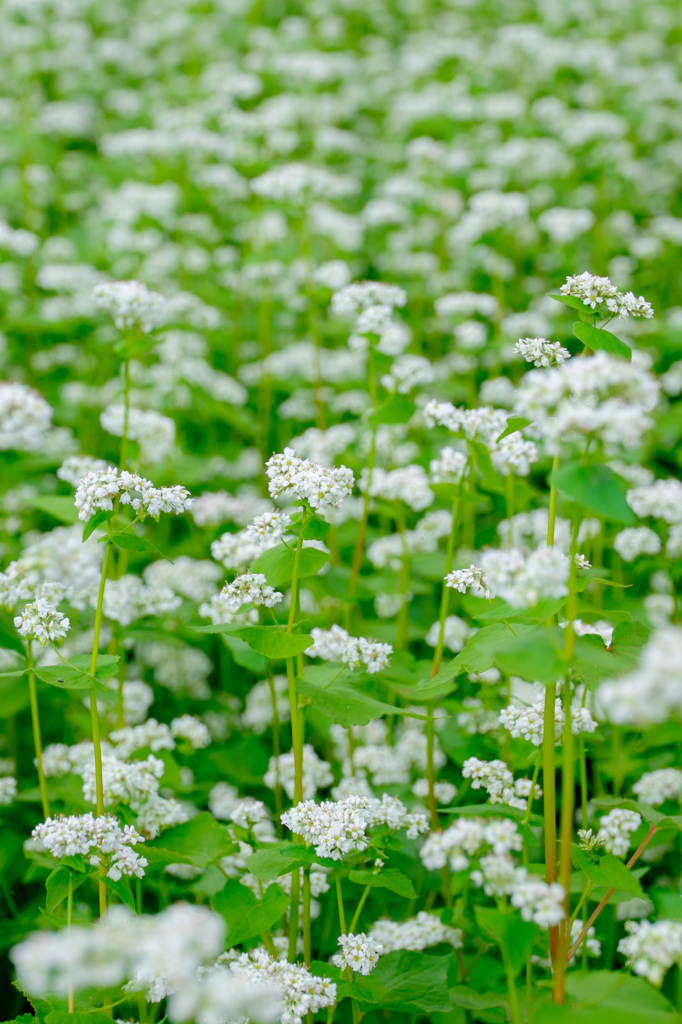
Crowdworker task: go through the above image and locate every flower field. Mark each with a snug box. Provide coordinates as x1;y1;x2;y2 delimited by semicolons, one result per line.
2;0;682;1021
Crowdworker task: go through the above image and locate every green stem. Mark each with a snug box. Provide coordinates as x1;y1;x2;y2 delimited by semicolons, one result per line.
522;761;541;866
502;948;522;1024
346;348;378;620
27;639;50;819
67;871;74;1012
349;883;371;934
547;454;560;545
90;525;113;917
303;867;312;966
543;453;561;966
425;704;439;830
430;492;462;677
335;873;347;934
268;672;283;835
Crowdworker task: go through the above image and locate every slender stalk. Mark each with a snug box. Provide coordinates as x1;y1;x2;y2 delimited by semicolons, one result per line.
425;704;439;829
543;453;561;962
347;348;378;618
567;825;658;961
335;873;347;933
89;525;113;917
268;672;283;834
349;883;371;934
303;867;312;966
67;871;74;1013
430;492;462;677
286;514;307;962
502;948;522;1024
547;454;560;544
522;761;541;867
27;639;50;819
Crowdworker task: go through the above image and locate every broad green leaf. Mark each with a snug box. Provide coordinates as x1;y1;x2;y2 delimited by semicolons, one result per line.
494;626;564;683
194;623;313;659
32;496;80;524
367;393;415;427
413;624;536;700
562;970;678;1022
496;416;531;442
144;812;236;868
348;868;417;898
0;669;29;717
475;907;537;976
310;963;387;1003
82;508;114;541
211;879;288;946
297;664;412;726
571;846;646;898
33;664;110;693
300;515;331;541
468;440;501;489
102;874;137;912
573;321;631;361
109;531;172;562
45;867;88;913
552;461;635;524
369;950;453;1013
1;1016;36;1024
250;543;329;587
69;653;120;679
247;844;306;881
449;986;510;1010
472;596;566;624
220;633;268;674
609;620;651;663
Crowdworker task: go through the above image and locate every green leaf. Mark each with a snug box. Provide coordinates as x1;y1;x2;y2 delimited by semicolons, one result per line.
194;623;313;659
367;394;416;427
0;613;28;656
102;874;137;912
32;496;80;524
247;844;306;881
33;664;110;693
549;292;598;315
561;970;678;1022
573;321;632;361
69;653;120;679
494;626;564;683
0;668;29;717
369;950;453;1013
220;634;268;674
496;416;531;442
449;986;510;1010
109;531;172;562
592;796;667;828
297;665;412;726
608;620;651;664
468;440;501;488
211;879;288;946
413;624;537;700
250;543;329;587
552;461;635;524
300;515;331;541
0;1015;37;1024
348;868;417;898
475;907;537;976
82;508;114;541
144;813;236;869
571;846;646;898
45;868;88;913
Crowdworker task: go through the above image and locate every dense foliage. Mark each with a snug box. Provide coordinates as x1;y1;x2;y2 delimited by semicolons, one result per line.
1;0;682;1022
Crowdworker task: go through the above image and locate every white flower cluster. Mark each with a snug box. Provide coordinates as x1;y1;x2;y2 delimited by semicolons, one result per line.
429;446;468;485
250;162;357;203
93;280;167;333
626;478;682;524
11;903;226;1014
514;337;571;367
226;948;336;1024
381;354;435;394
514;351;659;454
264;743;334;801
462;757;541;812
425;615;473;653
499;696;598;746
332;281;407;317
110;715;210;760
57;454;108;487
0;381;53;452
618;920;682;986
467;854;566;927
74;466;193;522
613;526;661;561
282;794;429;859
32;813;147;881
245;509;292;543
266;447;354;512
367;509;453;570
598;628;682;726
1;525;104;612
368;911;463;953
633;768;682;806
560;272;654;318
331;718;446;789
306;625;393;674
359;464;434;512
100;404;175;464
420;816;522;873
14;597;70;645
219;572;284;613
446;545;582;608
103;574;181;627
597;808;642;857
332;932;383;975
0;776;17;805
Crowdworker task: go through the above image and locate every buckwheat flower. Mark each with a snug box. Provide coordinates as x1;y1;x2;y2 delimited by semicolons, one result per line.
226;949;336;1023
331;281;407;317
613;526;661;561
597;808;642;857
305;626;392;674
626;478;682;524
420;817;521;873
245;509;291;543
598;628;682;725
471;853;518;896
499;697;597;746
81;753;165;810
0;381;53;452
14;598;70;646
266;448;354;513
577;828;605;852
515;337;571;367
0;776;17;805
110;720;175;759
170;714;211;749
93;280;167;333
381;354;435;394
57;454;109;487
360;465;434;512
618;920;682;986
169;969;282;1024
103;576;181;627
445;565;492;599
264;744;334;801
510;872;566;927
229;798;272;831
32;813;147;880
219;572;283;613
369;911;463;953
100;405;175;464
425;615;473;653
208;782;240;821
74;466;121;520
462;757;534;811
430;447;468;485
332;933;383;975
569;918;601;963
633;769;682;806
251;162;357;203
